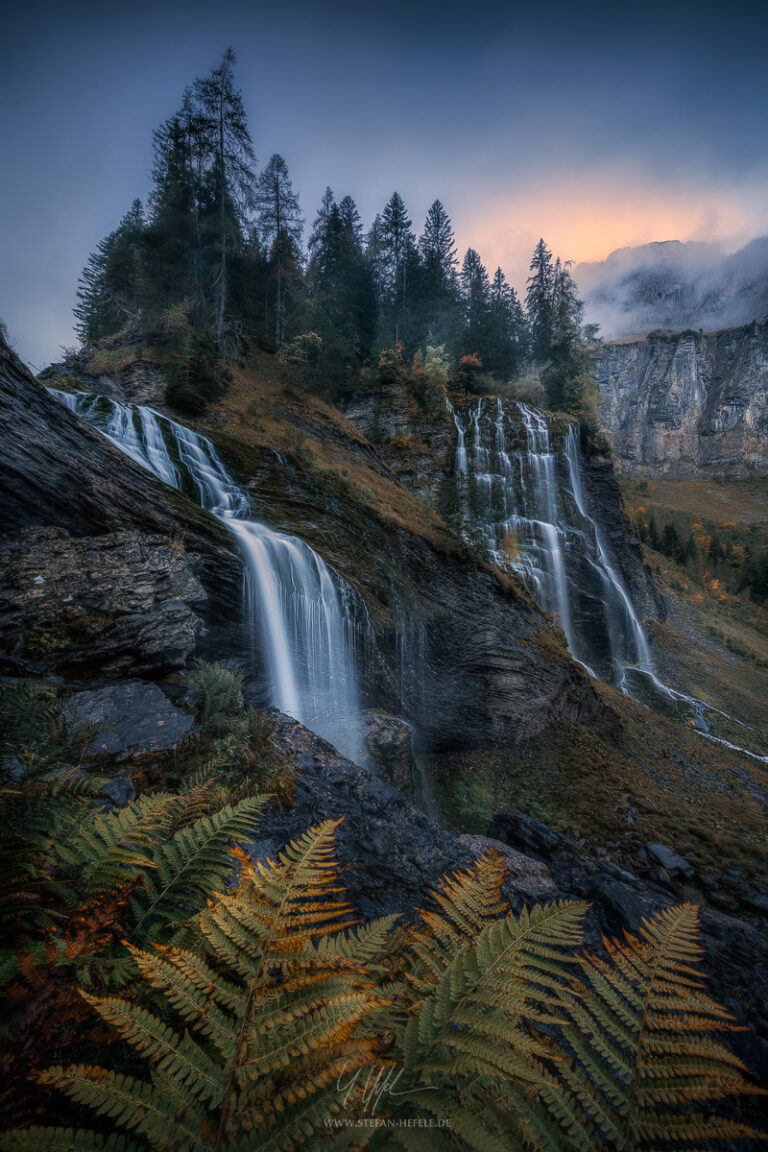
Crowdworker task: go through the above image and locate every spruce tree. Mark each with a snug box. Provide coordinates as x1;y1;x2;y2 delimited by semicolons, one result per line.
458;247;491;367
190;48;256;347
254;154;304;343
379;192;418;346
526;237;555;363
74;200;146;343
419;199;459;344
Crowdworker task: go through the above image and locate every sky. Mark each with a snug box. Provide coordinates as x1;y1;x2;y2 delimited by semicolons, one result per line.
2;0;767;368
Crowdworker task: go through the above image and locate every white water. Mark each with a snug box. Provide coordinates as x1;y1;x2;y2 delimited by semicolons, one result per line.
449;395;647;681
447;393;768;760
49;389;364;761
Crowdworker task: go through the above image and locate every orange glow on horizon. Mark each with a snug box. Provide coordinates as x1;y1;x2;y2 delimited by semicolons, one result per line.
458;175;768;292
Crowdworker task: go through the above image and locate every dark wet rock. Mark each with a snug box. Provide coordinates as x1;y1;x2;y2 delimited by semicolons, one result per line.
257;711;472;920
0;754;26;780
457;833;556;899
0;526;205;676
360;709;417;796
99;773;136;807
0;334;241;659
487;811;573;859
646;842;695;878
61;681;194;761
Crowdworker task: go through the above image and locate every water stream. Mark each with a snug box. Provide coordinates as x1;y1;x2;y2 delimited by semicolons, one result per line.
50;389;364;761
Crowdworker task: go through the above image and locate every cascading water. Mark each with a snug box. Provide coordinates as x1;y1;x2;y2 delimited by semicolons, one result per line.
447;394;655;685
447;392;768;759
49;389;364;761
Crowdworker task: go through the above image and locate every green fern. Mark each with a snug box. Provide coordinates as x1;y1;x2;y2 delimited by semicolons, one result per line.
6;820;388;1152
0;1129;140;1152
541;902;767;1151
129;795;269;936
368;855;588;1152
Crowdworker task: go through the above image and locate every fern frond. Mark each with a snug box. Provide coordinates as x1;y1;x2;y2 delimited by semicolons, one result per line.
80;992;224;1104
0;1128;140;1152
38;1066;208;1152
131;795;268;936
545;902;767;1151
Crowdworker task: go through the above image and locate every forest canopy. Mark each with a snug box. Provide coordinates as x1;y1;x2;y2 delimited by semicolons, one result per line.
74;50;599;423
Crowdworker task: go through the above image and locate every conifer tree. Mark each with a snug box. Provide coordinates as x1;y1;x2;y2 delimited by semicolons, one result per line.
419;199;459;344
379;191;419;345
254;154;303;343
190;48;256;347
73;200;146;343
483;266;528;378
526;237;555;363
458;247;491;364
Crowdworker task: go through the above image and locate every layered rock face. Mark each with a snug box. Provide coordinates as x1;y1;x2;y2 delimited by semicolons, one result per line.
0;527;205;676
596;322;768;477
0;335;242;672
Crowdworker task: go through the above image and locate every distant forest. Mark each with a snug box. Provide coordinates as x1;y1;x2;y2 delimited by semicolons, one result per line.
74;50;599;421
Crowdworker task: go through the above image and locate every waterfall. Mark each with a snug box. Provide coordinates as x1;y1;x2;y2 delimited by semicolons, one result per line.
49;389;364;761
446;394;656;685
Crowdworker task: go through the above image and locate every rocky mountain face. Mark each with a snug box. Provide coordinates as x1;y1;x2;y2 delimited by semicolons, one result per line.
2;337;601;752
345;384;664;624
0;336;241;676
595;321;768;477
576;237;768;340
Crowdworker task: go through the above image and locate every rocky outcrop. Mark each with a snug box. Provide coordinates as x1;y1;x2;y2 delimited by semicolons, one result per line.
360;709;417;796
0;527;205;676
38;337;166;406
596;322;768;477
62;680;195;760
488;809;768;1086
0;334;242;665
255;711;474;920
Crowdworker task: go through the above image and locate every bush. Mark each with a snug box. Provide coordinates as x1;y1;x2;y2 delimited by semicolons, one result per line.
190;661;244;736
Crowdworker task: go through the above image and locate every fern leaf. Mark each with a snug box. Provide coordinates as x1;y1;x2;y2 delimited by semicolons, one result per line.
0;1129;140;1152
132;795;268;936
38;1067;208;1152
546;902;767;1151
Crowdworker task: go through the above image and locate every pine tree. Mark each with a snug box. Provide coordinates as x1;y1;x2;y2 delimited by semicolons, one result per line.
254;154;304;343
526;237;555;363
419;199;459;344
73;200;146;343
190;48;256;348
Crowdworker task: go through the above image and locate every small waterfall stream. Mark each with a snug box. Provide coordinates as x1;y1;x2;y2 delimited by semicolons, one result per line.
50;390;364;761
447;395;655;685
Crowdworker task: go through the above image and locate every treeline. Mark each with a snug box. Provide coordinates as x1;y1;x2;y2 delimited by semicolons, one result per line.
633;505;768;605
74;50;598;415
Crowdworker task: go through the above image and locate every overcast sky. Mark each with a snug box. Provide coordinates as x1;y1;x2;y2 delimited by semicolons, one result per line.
2;0;767;368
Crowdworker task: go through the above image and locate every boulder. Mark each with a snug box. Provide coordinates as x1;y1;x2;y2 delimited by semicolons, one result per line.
646;842;695;878
360;709;416;796
487;811;572;859
457;833;556;899
61;681;195;761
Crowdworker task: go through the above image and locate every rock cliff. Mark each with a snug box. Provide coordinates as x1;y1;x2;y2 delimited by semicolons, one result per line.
595;321;768;477
0;335;241;674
